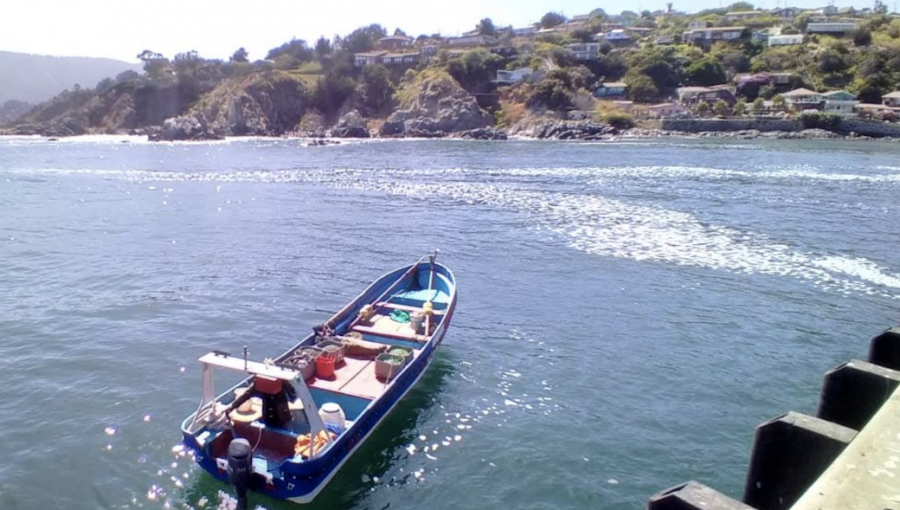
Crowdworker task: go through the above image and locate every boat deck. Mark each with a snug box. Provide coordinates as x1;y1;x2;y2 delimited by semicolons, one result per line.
308;351;420;400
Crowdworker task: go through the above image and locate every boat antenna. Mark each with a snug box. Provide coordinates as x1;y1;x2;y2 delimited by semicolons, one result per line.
431;249;440;264
243;345;248;371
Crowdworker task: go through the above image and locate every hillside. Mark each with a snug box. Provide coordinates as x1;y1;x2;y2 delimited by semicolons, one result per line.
7;5;900;140
0;51;140;103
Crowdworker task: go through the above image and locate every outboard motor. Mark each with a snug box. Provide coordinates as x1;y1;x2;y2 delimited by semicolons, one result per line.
227;438;252;510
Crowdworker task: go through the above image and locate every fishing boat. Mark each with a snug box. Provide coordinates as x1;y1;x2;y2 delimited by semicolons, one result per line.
180;254;456;507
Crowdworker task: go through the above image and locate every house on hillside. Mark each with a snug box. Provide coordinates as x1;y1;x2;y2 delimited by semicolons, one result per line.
806;21;858;34
567;43;602;60
656;35;676;45
512;26;539;36
782;88;822;110
377;36;413;50
683;27;747;44
769;34;804;46
496;67;534;84
599;29;631;42
354;51;386;67
647;103;688;118
822;90;858;115
381;52;420;67
725;10;763;21
595;82;628;98
695;88;737;107
882;91;900;107
677;86;712;103
770;7;800;21
687;21;710;29
444;35;496;47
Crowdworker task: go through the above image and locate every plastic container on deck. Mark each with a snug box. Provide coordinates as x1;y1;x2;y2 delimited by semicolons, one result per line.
375;353;405;381
316;340;345;365
316;355;336;378
318;402;346;433
387;346;413;365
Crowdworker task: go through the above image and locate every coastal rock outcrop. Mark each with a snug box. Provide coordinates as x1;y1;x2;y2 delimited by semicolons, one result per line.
379;69;491;137
509;118;618;140
329;110;369;138
453;127;508;140
151;71;309;141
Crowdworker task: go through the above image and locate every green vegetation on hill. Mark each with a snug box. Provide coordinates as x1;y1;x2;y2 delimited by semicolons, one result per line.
8;3;900;137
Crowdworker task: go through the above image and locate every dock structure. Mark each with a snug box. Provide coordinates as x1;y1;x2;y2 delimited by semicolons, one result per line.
647;327;900;510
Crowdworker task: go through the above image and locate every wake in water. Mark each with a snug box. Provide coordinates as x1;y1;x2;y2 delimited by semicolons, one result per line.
7;165;900;299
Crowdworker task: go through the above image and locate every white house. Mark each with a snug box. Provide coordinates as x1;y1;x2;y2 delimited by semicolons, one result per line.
769;34;804;46
381;53;420;66
821;90;858;115
566;42;602;60
601;29;631;42
883;91;900;107
353;51;386;67
683;26;747;43
496;67;534;84
725;10;762;21
807;22;858;34
782;88;822;109
512;26;539;36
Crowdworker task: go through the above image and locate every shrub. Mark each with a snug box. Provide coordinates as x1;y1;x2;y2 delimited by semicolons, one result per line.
800;112;842;130
604;111;635;129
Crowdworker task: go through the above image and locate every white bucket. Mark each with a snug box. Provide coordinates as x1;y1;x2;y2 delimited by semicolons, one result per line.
319;402;346;433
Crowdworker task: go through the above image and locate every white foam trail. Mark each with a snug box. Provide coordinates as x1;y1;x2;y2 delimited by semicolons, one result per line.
5;165;898;298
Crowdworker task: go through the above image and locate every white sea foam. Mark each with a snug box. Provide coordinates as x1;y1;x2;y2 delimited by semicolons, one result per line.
6;165;899;298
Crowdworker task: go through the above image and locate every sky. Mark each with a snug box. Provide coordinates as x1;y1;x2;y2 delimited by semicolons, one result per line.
1;0;864;62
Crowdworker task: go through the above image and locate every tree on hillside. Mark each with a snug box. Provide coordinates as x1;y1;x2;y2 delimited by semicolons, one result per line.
851;28;872;46
540;12;567;28
733;100;747;116
729;1;755;11
477;18;497;36
393;28;407;36
267;39;314;67
713;99;729;116
753;97;765;113
445;48;503;92
137;50;171;80
315;37;333;59
116;70;140;82
625;72;659;102
817;50;847;73
358;64;394;113
697;100;710;116
772;94;785;110
722;52;750;74
684;57;726;86
526;77;574;110
343;24;388;53
590;8;606;18
230;48;249;63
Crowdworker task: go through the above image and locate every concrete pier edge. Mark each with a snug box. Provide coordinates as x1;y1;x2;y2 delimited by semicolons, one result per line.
646;326;900;510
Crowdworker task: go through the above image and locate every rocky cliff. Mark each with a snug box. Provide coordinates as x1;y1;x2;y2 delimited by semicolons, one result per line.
379;69;491;137
154;71;309;140
4;80;186;136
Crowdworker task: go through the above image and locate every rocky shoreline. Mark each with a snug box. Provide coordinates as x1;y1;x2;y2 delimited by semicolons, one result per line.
4;120;899;143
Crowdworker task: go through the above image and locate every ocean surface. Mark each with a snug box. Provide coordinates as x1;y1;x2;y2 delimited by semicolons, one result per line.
1;135;899;510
